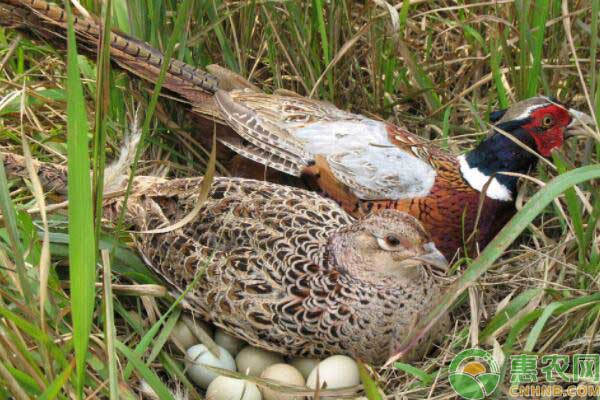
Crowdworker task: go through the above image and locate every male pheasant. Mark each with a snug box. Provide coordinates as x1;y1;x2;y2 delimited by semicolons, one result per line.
3;151;449;364
0;0;594;260
213;92;593;260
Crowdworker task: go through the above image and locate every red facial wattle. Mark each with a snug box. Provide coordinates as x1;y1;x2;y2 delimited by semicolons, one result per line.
522;105;572;157
529;126;565;156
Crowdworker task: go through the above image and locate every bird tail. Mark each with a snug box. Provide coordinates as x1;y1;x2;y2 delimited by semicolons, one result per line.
0;0;305;176
2;151;69;194
2;129;142;196
0;0;218;104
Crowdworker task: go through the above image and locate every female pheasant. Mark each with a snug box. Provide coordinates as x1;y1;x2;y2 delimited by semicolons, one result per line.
0;0;593;260
3;151;449;364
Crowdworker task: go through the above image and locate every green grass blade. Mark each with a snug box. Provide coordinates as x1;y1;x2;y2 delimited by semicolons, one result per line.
115;341;175;400
393;363;434;386
2;364;41;396
38;362;74;400
207;0;238;71
144;308;181;367
479;288;543;341
552;153;585;263
313;0;333;98
591;0;598;94
92;0;113;246
504;309;543;352
515;0;531;97
357;362;383;400
395;39;442;112
441;106;452;149
0;362;29;400
0;157;31;299
93;4;117;398
115;0;195;233
526;0;549;97
64;2;97;396
0;306;68;368
524;293;600;352
398;0;410;30
490;34;509;108
394;164;600;359
101;250;119;400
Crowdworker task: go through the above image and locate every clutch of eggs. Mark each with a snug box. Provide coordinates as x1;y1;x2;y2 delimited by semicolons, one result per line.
173;318;361;398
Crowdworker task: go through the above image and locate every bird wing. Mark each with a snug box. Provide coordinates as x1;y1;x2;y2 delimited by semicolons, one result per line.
215;89;438;200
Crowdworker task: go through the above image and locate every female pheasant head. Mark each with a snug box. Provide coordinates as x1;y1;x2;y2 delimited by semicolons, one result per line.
328;210;448;283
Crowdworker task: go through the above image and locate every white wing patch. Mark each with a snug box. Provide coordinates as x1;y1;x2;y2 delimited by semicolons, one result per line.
295;120;436;200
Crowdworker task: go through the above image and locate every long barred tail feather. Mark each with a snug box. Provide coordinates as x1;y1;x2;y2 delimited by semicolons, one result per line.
0;0;218;103
0;0;301;179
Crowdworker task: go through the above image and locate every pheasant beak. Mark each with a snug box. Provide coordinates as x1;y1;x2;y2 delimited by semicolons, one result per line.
566;108;596;137
414;242;448;272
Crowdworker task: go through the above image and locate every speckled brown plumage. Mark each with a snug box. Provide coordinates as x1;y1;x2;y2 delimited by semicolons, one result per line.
1;0;591;263
3;152;449;364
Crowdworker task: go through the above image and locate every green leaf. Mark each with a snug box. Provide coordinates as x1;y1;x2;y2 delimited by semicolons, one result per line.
524;293;600;351
393;362;434;386
115;341;175;400
65;2;97;396
480;288;543;341
526;0;549;97
358;362;383;400
39;362;74;400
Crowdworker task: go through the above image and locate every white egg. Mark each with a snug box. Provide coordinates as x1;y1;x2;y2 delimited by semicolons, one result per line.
206;376;262;400
236;346;285;376
306;355;360;390
170;317;213;350
215;329;244;356
260;363;305;400
185;344;236;389
182;315;213;338
288;357;320;380
170;320;197;350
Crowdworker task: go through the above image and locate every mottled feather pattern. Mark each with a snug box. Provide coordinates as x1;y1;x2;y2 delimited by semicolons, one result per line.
3;152;448;363
100;176;449;363
216;90;437;202
215;91;311;175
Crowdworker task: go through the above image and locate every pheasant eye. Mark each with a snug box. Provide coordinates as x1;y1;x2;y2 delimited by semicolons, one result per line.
385;234;401;247
376;234;403;251
542;114;554;128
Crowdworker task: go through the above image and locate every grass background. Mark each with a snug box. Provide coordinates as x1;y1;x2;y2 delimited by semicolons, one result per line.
0;0;599;398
